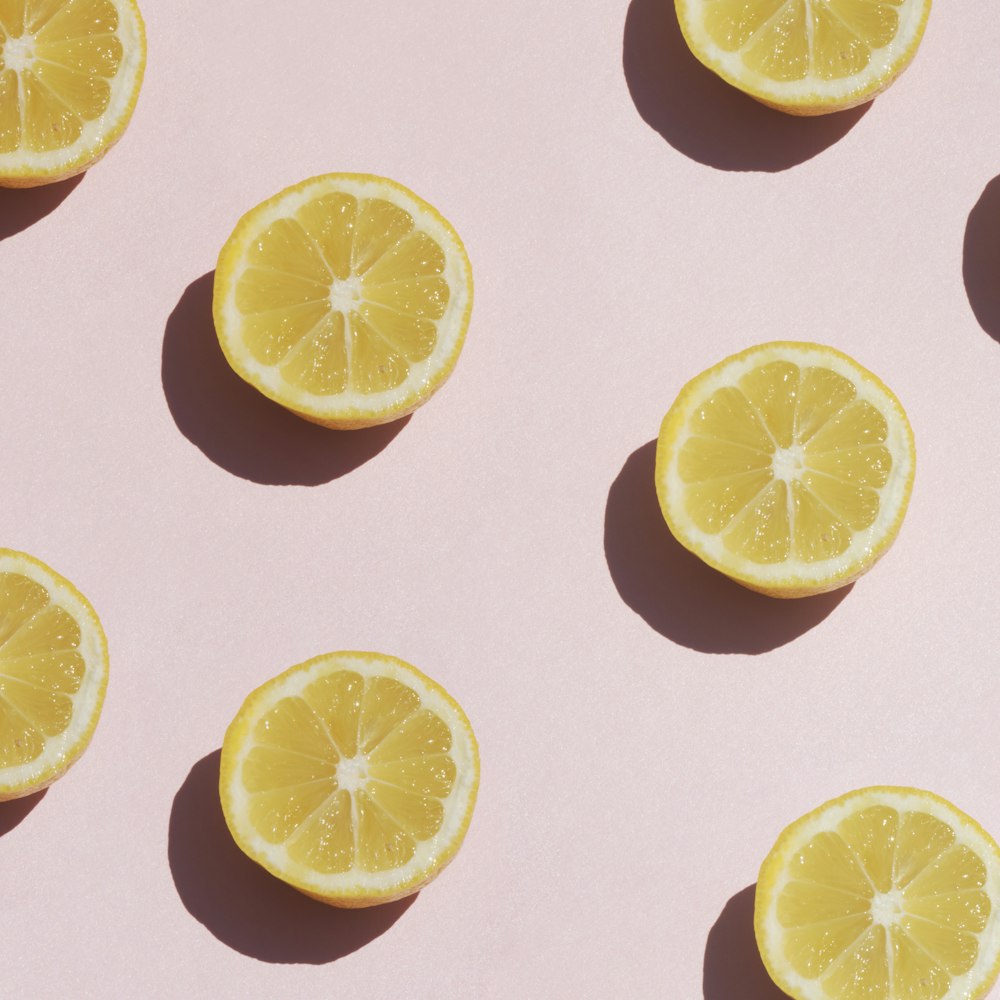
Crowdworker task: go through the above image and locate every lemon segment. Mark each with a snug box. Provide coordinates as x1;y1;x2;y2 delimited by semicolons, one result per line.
755;787;1000;1000
655;342;915;597
675;0;931;114
0;0;144;186
219;651;479;907
213;174;473;429
0;548;108;799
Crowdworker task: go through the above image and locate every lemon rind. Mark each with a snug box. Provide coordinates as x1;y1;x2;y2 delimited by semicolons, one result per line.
755;786;1000;1000
219;650;480;906
674;0;931;115
0;0;146;187
213;173;474;429
0;548;109;799
655;341;915;598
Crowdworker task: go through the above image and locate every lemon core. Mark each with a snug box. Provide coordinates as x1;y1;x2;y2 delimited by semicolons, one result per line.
3;35;32;72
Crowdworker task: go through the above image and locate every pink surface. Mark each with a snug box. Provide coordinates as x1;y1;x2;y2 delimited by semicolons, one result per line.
2;1;999;997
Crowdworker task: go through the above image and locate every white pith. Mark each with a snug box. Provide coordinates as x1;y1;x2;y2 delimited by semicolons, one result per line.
0;0;145;174
870;889;903;926
772;443;805;481
216;174;473;421
335;754;368;794
677;0;930;106
2;34;32;72
658;343;915;589
221;652;479;898
329;275;362;313
0;551;107;793
759;788;1000;1000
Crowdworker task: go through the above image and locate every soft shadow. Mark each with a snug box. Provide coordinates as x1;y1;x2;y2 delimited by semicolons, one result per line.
963;176;1000;344
161;272;410;485
0;789;46;836
604;441;851;654
0;174;84;239
168;750;417;964
622;0;869;171
703;885;786;1000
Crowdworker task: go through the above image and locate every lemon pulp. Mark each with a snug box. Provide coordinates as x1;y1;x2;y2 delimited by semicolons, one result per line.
236;196;449;399
0;0;144;185
702;0;906;83
678;360;891;564
0;0;123;152
243;669;457;874
0;571;85;768
0;550;107;799
675;0;931;113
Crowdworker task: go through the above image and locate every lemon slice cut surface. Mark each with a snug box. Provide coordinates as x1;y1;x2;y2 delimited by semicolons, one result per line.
756;787;1000;1000
0;0;145;186
674;0;931;114
219;651;479;907
655;342;914;597
0;548;108;799
213;173;473;429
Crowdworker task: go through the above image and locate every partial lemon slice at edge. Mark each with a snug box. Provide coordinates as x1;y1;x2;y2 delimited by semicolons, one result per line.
0;548;108;800
674;0;931;115
0;0;146;187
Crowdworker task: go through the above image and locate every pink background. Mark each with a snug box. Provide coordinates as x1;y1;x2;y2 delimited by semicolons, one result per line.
2;1;999;997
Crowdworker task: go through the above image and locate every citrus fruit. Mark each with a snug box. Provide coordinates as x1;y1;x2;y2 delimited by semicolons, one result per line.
219;651;479;907
674;0;931;115
213;173;474;429
0;0;146;187
0;549;108;800
655;342;915;598
755;786;1000;1000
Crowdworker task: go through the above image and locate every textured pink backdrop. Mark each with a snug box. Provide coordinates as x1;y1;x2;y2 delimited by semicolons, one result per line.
2;1;999;997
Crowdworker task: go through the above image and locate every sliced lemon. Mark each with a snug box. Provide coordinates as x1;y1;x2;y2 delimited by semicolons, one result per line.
655;342;914;598
213;174;474;429
0;549;108;799
755;787;1000;1000
0;0;145;187
674;0;931;115
219;651;479;907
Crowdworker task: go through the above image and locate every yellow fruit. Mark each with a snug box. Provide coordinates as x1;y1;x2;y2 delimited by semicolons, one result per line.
219;651;479;907
755;787;1000;1000
674;0;931;115
655;342;915;598
213;173;474;429
0;0;146;187
0;549;108;800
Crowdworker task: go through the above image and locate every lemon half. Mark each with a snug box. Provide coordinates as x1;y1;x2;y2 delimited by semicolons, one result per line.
0;0;145;187
674;0;931;115
655;342;915;597
219;651;479;907
213;174;474;429
756;787;1000;1000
